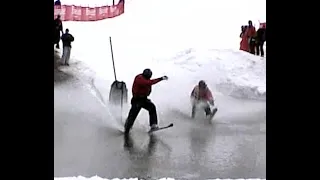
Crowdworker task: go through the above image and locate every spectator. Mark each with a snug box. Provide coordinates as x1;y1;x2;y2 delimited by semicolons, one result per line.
53;15;63;49
54;0;61;6
240;26;245;37
61;29;74;66
255;24;266;57
240;25;249;52
245;20;256;54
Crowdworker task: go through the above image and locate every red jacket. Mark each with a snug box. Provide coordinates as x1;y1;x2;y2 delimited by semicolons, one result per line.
240;34;250;52
132;74;162;98
190;85;213;101
245;26;256;38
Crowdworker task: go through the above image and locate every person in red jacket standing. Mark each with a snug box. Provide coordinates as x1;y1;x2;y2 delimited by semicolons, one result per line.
240;25;249;52
245;20;257;54
124;68;168;134
190;80;217;119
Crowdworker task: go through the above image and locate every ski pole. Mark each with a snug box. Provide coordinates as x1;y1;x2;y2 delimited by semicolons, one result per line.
120;83;124;122
109;36;117;81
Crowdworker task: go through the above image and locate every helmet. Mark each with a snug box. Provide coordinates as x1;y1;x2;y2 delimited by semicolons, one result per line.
142;68;152;79
198;80;207;89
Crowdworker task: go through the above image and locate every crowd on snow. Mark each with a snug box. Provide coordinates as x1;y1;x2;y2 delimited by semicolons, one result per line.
54;8;265;68
240;20;266;57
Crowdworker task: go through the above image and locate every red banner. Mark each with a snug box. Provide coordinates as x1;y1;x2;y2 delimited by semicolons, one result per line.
54;0;125;21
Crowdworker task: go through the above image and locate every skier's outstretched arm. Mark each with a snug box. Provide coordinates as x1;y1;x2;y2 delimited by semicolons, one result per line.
138;76;168;86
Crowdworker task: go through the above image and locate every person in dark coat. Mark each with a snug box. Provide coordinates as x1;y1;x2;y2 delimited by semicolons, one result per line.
53;15;63;49
255;27;266;57
60;29;74;66
54;0;61;6
124;69;168;134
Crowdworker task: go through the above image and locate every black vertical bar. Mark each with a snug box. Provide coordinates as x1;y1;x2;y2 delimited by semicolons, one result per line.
109;36;117;81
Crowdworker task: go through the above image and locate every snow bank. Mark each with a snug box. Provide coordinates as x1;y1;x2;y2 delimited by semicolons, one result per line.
54;177;265;180
59;31;266;103
151;48;266;101
59;0;266;102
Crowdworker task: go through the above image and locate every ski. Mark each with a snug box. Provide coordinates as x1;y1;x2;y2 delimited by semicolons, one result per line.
148;123;173;133
209;108;218;120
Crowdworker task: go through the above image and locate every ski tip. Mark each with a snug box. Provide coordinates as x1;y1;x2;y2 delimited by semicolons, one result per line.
148;123;174;133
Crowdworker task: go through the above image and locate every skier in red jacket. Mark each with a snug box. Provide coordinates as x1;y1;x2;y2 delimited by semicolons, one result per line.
124;68;168;134
190;80;217;119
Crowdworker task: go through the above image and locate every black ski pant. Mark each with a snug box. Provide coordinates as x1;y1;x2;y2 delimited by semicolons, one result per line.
255;41;265;57
249;39;256;54
54;30;61;48
125;97;158;133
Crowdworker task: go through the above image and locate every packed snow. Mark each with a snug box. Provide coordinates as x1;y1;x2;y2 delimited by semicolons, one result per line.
55;0;266;179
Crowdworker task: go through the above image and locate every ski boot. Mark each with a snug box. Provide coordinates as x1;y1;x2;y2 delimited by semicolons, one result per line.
205;106;212;118
209;107;218;120
150;124;159;132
